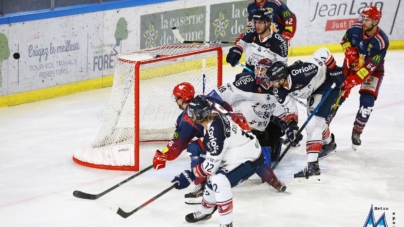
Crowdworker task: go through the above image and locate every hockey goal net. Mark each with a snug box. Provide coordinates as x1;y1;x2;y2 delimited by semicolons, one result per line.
73;45;222;171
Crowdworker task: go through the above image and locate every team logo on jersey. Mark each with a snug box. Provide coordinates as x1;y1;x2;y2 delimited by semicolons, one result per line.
258;46;262;52
368;43;373;53
363;205;388;227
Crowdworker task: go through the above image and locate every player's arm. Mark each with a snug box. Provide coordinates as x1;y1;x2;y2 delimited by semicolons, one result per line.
340;26;361;73
272;4;297;41
153;114;202;170
227;30;255;67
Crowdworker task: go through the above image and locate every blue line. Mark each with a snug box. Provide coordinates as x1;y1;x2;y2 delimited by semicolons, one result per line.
0;0;174;25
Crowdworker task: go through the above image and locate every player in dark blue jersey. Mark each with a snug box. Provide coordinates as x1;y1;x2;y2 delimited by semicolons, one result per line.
246;0;297;43
227;8;288;72
337;6;389;150
152;82;244;204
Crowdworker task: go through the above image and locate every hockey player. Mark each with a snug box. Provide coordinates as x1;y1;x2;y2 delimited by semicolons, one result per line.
153;82;235;204
246;0;297;43
337;6;389;150
266;48;345;179
227;8;288;72
208;58;300;165
171;96;287;227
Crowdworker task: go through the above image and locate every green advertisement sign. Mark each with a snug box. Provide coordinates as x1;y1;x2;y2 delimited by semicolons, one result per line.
140;7;206;49
210;1;248;42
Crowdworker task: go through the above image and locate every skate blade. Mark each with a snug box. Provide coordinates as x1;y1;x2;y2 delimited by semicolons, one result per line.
294;175;321;184
185;197;202;205
318;150;337;160
352;144;359;151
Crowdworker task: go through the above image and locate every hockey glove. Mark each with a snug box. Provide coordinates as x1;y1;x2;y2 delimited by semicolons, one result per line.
226;47;242;67
171;170;195;190
229;112;251;131
285;124;303;143
343;47;359;69
342;73;362;90
282;30;293;42
153;150;167;170
328;66;346;87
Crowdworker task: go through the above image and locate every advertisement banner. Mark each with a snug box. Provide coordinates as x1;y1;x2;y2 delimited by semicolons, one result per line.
288;0;404;46
209;1;248;42
140;7;206;49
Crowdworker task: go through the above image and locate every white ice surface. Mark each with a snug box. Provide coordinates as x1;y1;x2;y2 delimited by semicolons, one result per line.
0;51;403;227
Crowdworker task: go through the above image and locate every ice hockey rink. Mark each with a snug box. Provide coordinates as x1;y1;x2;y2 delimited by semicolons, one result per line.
0;50;403;227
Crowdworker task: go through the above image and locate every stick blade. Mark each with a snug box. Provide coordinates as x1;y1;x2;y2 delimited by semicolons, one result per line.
117;207;132;218
73;190;97;200
171;27;185;43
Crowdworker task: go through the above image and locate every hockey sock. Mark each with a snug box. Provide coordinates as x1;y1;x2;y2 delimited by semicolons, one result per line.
353;93;375;134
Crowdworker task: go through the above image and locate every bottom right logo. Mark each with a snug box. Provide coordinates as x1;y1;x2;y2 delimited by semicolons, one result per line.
363;204;389;227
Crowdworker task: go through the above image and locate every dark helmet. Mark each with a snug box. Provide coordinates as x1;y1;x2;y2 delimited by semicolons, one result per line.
187;96;211;122
252;8;273;24
267;61;288;81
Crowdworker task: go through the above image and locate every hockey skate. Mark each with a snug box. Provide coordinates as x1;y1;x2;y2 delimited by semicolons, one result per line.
184;182;205;205
318;133;337;160
220;223;233;227
351;131;361;151
269;177;287;192
185;206;217;223
294;161;321;183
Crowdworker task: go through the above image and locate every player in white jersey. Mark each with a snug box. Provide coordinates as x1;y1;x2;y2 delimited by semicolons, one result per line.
266;48;346;179
226;8;288;72
171;96;287;227
208;58;300;167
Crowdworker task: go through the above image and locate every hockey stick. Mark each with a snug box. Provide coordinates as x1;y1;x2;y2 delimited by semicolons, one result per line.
172;27;235;45
237;62;307;108
111;183;178;218
73;165;153;200
272;83;336;170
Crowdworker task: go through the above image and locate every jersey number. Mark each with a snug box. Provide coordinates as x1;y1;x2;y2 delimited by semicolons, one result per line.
205;162;214;173
241;130;254;140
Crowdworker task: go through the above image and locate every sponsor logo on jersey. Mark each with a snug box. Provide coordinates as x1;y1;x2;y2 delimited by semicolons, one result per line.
283;10;291;18
235;75;254;86
208;127;219;154
258;46;262;52
290;63;317;76
372;54;381;63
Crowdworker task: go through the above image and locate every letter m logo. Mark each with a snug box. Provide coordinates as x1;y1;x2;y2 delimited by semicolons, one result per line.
363;205;388;227
372;55;381;64
283;10;291;18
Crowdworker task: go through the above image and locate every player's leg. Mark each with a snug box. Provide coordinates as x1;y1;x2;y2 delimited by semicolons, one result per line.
185;180;217;223
255;162;287;192
351;92;376;150
185;139;206;204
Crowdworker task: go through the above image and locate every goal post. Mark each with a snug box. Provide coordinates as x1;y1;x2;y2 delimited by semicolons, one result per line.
73;45;223;171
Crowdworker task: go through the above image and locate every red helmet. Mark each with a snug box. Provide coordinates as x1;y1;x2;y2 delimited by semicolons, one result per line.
361;6;382;20
173;82;195;102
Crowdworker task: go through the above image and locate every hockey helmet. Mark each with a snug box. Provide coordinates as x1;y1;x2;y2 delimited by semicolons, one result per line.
267;61;289;82
187;96;211;122
360;6;382;21
255;58;272;89
173;82;195;102
252;8;273;24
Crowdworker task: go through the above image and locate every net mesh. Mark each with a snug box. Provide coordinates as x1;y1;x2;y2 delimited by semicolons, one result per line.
73;45;221;170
